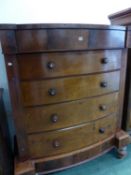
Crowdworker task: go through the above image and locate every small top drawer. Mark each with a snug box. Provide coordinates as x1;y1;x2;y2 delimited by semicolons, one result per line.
15;29;125;53
0;24;126;54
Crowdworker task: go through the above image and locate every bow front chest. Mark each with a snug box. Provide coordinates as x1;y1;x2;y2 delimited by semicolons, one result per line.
0;24;130;174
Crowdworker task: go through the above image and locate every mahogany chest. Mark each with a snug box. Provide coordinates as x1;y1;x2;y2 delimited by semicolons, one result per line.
0;24;130;174
109;9;131;133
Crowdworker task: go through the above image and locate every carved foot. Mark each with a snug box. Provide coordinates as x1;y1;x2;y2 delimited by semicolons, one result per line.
115;130;130;147
117;146;127;159
115;130;131;159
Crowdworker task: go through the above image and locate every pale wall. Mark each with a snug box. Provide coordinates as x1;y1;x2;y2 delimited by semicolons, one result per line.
0;0;131;24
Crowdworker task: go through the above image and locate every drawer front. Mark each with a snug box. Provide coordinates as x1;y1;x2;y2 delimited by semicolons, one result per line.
17;50;122;80
16;29;89;52
16;29;125;53
24;92;119;133
21;71;120;106
28;114;117;158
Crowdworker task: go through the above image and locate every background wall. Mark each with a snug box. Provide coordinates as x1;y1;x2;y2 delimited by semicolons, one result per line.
0;0;131;24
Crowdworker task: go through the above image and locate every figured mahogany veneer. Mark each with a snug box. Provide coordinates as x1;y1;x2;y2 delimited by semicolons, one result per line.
24;92;118;133
0;23;130;175
17;50;122;80
15;29;125;52
28;114;117;158
21;71;120;106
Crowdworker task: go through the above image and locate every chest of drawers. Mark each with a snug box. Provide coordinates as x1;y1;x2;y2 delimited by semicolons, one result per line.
0;24;130;174
109;9;131;133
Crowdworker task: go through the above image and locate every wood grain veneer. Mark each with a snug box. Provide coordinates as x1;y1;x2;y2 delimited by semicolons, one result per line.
0;23;130;174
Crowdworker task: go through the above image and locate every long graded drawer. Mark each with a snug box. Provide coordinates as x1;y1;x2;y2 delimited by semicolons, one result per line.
24;92;119;133
16;29;125;53
28;114;117;158
21;71;120;106
17;50;122;80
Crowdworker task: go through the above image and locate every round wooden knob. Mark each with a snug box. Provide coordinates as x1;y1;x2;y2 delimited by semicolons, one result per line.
99;128;105;134
48;88;57;96
100;81;107;88
52;140;60;148
51;114;58;123
99;105;107;111
47;61;55;69
101;58;108;64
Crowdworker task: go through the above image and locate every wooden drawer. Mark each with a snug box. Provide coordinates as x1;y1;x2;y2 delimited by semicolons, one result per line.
28;114;117;158
24;92;119;133
16;29;125;53
21;71;120;106
17;50;122;80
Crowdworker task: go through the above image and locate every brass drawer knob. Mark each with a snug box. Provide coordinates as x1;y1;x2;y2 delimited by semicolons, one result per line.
51;114;58;123
48;88;57;96
47;61;55;69
101;58;108;64
99;128;105;134
99;105;107;111
52;140;60;148
100;81;107;88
